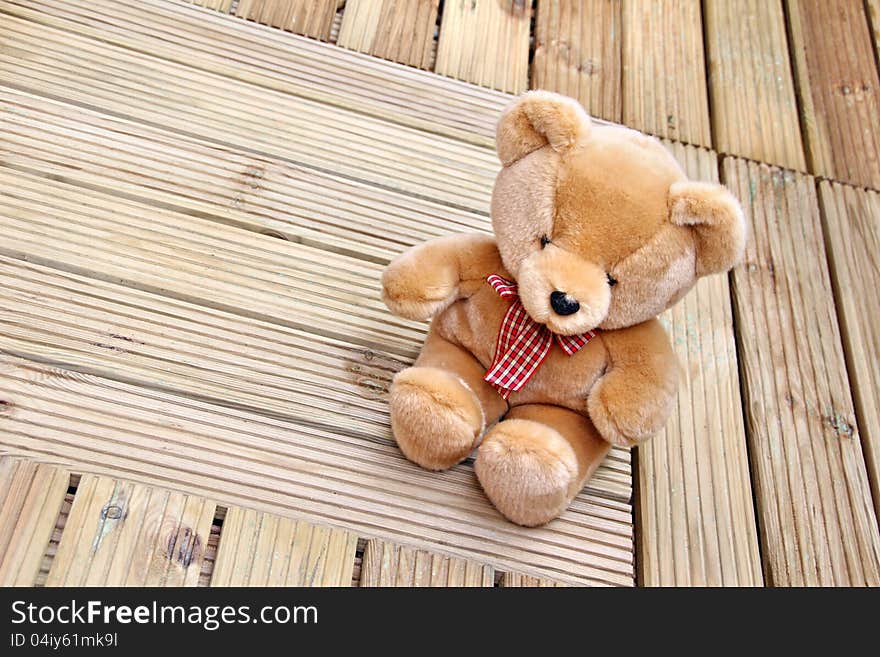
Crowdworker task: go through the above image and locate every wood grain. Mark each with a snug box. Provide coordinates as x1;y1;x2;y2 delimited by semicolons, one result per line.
723;157;880;586
0;168;427;358
0;356;635;586
46;474;215;586
235;0;337;40
786;0;880;189
0;458;69;585
360;539;493;586
531;0;623;123
338;0;439;69
500;572;567;587
817;182;880;521
1;0;510;148
637;143;762;587
434;0;531;94
186;0;233;11
212;508;357;586
704;0;805;169
0;88;491;264
622;0;711;146
0;10;499;212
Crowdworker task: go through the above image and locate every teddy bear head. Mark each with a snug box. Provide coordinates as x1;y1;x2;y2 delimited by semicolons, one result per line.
491;91;746;335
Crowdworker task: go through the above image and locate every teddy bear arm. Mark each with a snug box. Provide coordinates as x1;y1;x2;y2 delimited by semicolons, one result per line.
587;320;679;448
382;233;500;320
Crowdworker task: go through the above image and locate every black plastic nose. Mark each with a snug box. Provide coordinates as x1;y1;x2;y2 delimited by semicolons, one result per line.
550;291;580;316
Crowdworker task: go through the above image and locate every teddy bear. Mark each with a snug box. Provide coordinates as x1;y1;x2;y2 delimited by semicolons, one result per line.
381;91;746;526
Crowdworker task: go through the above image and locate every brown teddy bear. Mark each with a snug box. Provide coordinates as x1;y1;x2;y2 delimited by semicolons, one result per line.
381;91;746;526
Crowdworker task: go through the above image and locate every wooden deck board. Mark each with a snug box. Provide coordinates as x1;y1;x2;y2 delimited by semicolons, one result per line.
434;0;531;94
637;143;762;586
818;183;880;521
45;474;215;586
338;0;439;69
531;0;623;123
1;0;510;148
212;508;358;586
723;157;880;586
704;0;805;170
786;0;880;189
0;11;499;213
234;0;337;40
0;356;635;586
0;458;69;586
0;168;425;358
0;88;491;264
360;539;493;586
622;0;711;146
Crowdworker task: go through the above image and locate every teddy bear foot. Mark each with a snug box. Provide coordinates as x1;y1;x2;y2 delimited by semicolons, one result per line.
389;366;485;471
474;418;580;527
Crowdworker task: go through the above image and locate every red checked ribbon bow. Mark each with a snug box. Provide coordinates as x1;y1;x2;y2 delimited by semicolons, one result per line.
484;274;597;399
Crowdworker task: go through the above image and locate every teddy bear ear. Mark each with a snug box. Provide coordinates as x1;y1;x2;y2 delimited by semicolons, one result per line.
496;91;592;166
668;181;747;276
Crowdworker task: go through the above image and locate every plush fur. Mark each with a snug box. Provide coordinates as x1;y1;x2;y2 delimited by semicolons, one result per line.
382;92;746;526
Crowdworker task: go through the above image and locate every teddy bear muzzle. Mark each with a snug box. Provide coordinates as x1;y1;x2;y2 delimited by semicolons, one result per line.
516;249;611;335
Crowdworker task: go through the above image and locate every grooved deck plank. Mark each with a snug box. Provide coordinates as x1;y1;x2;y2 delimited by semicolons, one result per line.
234;0;337;40
786;0;880;189
704;0;805;169
337;0;439;69
621;0;711;146
1;0;510;148
0;167;424;358
360;539;494;586
45;475;215;586
531;0;623;122
500;572;568;587
637;143;762;587
212;508;357;586
818;182;880;521
0;88;491;264
0;458;69;586
434;0;531;94
722;157;880;586
0;11;498;212
0;356;635;586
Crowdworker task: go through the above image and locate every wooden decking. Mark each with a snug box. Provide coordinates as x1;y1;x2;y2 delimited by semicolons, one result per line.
0;0;878;586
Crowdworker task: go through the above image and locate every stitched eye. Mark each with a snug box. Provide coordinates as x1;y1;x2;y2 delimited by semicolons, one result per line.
607;273;618;287
540;235;551;248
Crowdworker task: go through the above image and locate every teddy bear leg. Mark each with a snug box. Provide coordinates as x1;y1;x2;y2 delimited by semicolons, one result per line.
389;331;507;471
474;404;611;526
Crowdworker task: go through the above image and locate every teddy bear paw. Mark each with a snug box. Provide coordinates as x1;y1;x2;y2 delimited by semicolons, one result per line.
587;383;662;448
474;419;579;527
389;367;484;471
